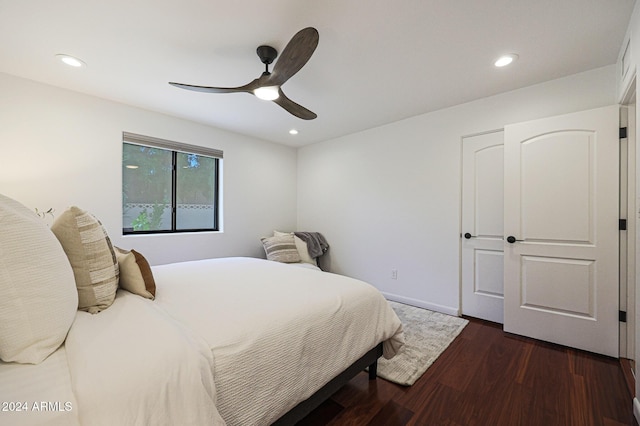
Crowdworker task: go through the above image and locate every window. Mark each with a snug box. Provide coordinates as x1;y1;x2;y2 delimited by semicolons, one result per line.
122;132;222;234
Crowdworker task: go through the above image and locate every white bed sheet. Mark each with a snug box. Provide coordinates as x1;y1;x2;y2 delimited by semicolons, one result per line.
64;290;226;426
152;257;404;426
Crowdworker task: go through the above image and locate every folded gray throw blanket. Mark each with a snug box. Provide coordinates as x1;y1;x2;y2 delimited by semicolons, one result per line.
294;232;329;259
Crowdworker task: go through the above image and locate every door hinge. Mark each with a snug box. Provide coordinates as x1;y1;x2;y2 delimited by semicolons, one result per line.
620;127;628;139
620;219;628;231
620;311;627;323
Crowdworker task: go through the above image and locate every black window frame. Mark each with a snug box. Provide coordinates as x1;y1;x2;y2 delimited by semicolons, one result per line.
122;133;222;235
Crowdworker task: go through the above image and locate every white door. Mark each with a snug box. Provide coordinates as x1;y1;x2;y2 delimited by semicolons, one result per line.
461;131;504;324
504;105;619;357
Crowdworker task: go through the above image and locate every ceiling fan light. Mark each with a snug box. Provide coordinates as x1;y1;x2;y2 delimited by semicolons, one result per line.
254;86;280;101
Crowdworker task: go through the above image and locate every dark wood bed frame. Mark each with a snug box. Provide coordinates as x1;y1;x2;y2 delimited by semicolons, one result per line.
273;342;383;425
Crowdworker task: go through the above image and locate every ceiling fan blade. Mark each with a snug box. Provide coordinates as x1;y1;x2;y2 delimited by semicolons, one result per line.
273;89;317;120
269;27;319;86
169;82;245;94
169;77;264;94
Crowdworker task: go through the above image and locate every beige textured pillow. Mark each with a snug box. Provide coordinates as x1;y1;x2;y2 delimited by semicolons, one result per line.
261;234;301;263
115;247;156;299
273;230;316;265
51;207;119;314
0;194;78;364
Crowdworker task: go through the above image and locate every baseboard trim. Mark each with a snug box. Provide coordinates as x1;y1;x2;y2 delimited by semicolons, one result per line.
382;292;459;317
620;358;635;399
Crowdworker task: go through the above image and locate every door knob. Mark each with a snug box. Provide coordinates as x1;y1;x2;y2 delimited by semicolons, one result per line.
506;236;522;243
463;233;475;239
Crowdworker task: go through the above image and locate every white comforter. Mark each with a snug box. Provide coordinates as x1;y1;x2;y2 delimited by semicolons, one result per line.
0;257;403;426
0;290;225;426
65;291;226;426
153;257;404;426
0;345;79;426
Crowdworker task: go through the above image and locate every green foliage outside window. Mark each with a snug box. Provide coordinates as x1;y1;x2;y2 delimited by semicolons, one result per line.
131;204;166;231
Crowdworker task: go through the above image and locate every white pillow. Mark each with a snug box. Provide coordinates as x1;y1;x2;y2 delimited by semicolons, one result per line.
0;194;78;364
273;230;316;265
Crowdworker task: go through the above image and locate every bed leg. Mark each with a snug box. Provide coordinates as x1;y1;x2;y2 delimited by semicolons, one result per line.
368;360;378;380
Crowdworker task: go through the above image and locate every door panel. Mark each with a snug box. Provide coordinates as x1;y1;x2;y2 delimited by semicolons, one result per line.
474;249;504;296
504;105;619;357
521;131;593;242
476;146;504;237
461;131;504;324
520;256;593;317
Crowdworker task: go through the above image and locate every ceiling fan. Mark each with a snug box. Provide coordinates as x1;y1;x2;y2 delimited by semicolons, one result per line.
169;27;319;120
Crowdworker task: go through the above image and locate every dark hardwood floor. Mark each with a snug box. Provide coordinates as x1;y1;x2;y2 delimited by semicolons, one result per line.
298;317;637;426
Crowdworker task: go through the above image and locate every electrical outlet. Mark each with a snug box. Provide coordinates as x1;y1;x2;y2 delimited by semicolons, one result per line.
391;269;398;280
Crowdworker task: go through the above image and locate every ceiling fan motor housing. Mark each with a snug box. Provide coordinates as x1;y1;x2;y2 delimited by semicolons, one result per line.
257;45;278;65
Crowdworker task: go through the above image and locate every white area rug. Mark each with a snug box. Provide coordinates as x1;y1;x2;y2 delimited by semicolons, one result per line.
377;301;468;386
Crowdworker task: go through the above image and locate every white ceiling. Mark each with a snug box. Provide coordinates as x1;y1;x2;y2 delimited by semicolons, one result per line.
0;0;635;147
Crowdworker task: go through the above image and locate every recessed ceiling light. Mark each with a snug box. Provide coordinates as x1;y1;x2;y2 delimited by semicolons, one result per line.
55;54;86;68
289;129;299;135
494;53;518;68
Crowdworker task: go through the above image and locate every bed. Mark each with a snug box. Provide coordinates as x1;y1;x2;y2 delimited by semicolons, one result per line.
0;194;404;426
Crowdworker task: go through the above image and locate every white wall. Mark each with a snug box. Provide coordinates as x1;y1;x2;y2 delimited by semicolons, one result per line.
298;65;617;315
0;72;298;265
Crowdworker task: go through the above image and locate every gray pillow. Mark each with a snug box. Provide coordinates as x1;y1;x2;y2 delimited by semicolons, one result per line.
261;234;301;263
